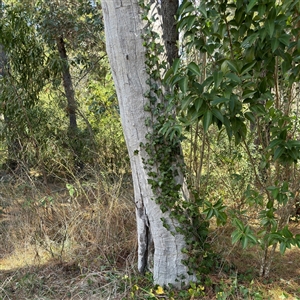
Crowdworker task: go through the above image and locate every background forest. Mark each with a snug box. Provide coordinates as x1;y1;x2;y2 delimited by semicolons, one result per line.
0;0;299;299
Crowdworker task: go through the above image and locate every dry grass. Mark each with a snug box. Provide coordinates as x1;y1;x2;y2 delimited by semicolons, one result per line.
0;262;139;299
1;172;300;299
0;170;139;299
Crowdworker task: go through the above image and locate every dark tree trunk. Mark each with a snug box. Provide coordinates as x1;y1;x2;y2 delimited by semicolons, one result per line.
161;0;179;65
56;36;84;171
56;36;77;130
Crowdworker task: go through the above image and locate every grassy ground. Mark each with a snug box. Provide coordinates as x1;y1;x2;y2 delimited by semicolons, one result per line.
0;175;300;299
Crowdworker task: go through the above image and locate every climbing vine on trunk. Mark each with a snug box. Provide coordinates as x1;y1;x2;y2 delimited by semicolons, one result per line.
139;0;217;279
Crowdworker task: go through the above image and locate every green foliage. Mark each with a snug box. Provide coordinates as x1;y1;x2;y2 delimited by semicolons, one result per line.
83;78;128;171
166;0;300;146
0;0;126;177
34;0;105;78
163;0;300;278
215;275;265;300
231;218;257;249
139;0;299;282
0;3;52;168
203;198;227;226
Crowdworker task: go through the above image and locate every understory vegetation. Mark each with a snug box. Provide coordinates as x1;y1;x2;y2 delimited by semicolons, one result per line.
0;0;300;299
0;149;299;299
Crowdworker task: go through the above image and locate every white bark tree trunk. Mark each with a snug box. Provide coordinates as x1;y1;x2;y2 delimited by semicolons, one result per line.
101;0;194;287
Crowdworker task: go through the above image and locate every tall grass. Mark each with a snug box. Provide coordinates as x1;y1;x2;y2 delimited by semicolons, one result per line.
0;162;137;298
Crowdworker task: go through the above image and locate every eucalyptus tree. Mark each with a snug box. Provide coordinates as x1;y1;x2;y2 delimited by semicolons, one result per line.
101;0;197;287
102;0;300;286
11;0;104;170
0;0;105;173
36;1;99;127
0;2;50;170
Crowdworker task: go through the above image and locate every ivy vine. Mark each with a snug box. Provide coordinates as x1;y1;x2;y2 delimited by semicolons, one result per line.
138;0;215;279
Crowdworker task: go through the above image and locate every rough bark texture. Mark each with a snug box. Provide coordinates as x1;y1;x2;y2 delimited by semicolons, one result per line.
102;0;194;287
161;0;179;65
56;36;77;130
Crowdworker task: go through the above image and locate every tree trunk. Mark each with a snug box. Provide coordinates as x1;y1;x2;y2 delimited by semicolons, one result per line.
56;36;77;130
102;0;194;287
161;0;179;65
56;36;84;171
